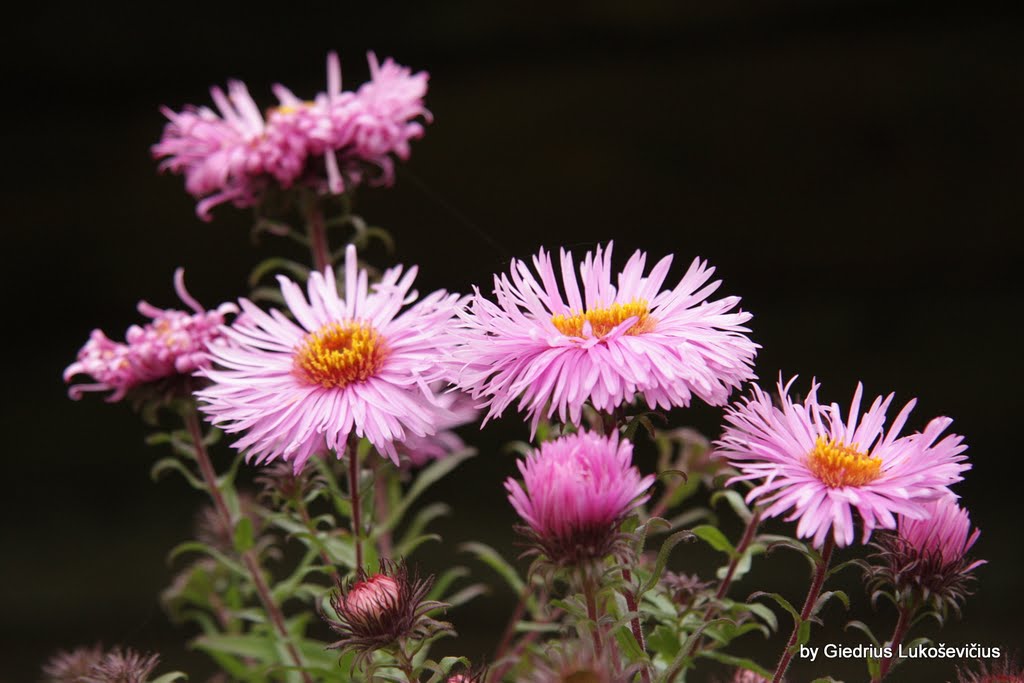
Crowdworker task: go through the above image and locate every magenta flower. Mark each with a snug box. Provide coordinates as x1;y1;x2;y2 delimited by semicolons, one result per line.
64;270;236;402
717;377;971;548
453;243;757;431
197;245;463;471
154;52;429;220
506;430;655;565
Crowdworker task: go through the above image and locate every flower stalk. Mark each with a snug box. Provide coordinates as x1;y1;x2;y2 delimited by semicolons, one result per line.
183;408;313;683
873;603;913;682
772;535;836;683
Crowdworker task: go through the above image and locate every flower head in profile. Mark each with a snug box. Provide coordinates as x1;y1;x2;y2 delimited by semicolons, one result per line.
324;559;451;664
506;430;654;566
197;245;462;471
64;269;236;402
864;494;984;617
717;377;970;548
154;52;429;220
454;243;757;431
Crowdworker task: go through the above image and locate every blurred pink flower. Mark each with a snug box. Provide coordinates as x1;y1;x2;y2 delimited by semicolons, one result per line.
398;386;479;468
197;245;463;471
453;242;757;432
154;52;429;220
506;430;654;564
64;270;236;402
717;377;971;548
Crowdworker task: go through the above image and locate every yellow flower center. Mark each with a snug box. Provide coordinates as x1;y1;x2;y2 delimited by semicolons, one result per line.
293;321;388;389
268;100;315;116
807;436;882;488
551;299;654;339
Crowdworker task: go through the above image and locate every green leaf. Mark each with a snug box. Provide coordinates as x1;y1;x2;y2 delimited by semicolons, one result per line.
248;257;311;287
194;634;277;661
374;449;475;538
648;624;682;659
150;457;204;490
748;591;801;623
691;525;735;555
710;490;754;524
614;625;648;662
234;517;254;554
795;618;813;648
812;590;850;616
741;601;778;632
844;620;880;647
443;584;489;610
151;673;189;683
459;542;524;594
167;541;247;578
699;651;772;677
638;530;694;598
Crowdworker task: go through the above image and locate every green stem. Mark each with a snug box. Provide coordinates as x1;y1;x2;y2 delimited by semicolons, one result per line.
771;535;836;683
583;573;604;658
183;409;313;683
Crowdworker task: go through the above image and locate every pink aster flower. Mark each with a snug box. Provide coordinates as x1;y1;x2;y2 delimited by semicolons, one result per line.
506;430;655;565
153;80;274;220
154;52;429;220
347;53;430;186
64;270;236;402
197;245;463;471
453;242;757;431
865;494;985;616
716;377;971;548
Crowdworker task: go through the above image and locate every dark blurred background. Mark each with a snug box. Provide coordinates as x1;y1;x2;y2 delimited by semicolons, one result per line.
3;1;1022;681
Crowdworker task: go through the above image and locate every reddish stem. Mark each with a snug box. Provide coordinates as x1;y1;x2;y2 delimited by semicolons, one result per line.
621;568;651;683
183;410;312;683
873;605;912;682
771;535;836;683
715;509;763;601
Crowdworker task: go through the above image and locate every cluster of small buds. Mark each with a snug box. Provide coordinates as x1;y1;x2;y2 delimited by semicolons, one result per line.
43;646;160;683
153;52;429;220
661;571;714;610
64;270;235;402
